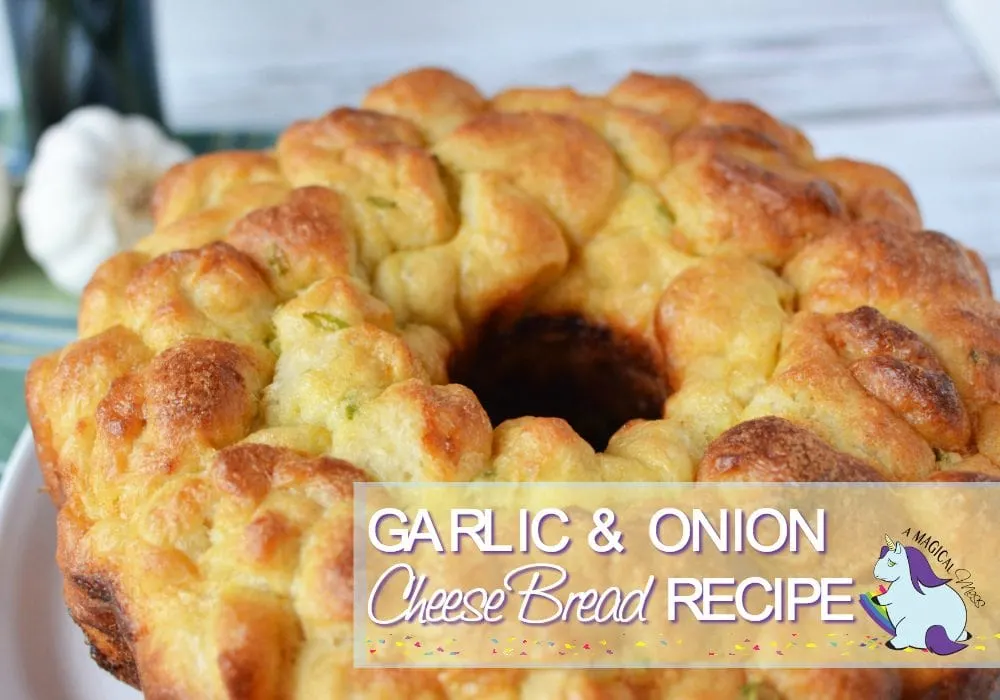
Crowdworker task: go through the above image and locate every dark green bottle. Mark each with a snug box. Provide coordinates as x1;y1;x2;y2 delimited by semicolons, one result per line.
4;0;163;169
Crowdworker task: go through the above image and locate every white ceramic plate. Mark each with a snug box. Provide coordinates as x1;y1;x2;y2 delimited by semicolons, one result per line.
0;427;140;700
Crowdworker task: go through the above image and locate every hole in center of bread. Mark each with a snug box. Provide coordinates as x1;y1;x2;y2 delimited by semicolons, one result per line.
449;314;668;451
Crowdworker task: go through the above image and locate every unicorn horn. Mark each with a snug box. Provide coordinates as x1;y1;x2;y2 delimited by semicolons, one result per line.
885;533;894;548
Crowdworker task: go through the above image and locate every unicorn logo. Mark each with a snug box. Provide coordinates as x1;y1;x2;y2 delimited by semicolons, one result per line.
858;534;970;655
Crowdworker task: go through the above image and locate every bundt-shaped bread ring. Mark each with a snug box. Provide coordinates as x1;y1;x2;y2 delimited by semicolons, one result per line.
26;67;1000;699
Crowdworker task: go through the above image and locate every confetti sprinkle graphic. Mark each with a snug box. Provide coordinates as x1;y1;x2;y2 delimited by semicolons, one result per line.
358;630;1000;663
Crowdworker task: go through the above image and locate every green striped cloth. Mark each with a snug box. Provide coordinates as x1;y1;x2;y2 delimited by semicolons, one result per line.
0;126;278;468
0;231;77;463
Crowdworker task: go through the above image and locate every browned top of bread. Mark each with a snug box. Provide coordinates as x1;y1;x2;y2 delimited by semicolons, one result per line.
26;67;1000;699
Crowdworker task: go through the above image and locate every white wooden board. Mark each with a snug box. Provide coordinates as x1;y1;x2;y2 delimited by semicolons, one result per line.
151;0;996;130
950;0;1000;92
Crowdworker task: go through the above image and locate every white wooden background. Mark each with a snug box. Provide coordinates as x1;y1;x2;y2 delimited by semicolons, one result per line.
0;0;995;271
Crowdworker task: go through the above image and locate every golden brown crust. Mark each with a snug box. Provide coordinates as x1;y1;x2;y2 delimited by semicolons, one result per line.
899;669;1000;699
434;111;622;244
786;222;991;315
849;355;971;451
695;100;814;161
226;186;358;299
144;340;269;449
25;67;1000;699
606;72;708;128
698;416;883;482
826;305;943;369
748;669;903;700
813;157;922;229
664;128;845;264
55;498;142;687
65;572;139;687
28;325;153;502
742;312;939;481
151;151;286;227
363;67;487;141
929;469;1000;483
827;306;972;452
214;591;303;700
211;442;369;504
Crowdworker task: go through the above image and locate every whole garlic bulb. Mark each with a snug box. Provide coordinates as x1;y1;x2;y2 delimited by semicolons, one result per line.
0;163;12;251
19;106;192;294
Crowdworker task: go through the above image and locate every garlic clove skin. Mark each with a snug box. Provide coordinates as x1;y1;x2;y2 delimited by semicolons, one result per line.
19;106;193;295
